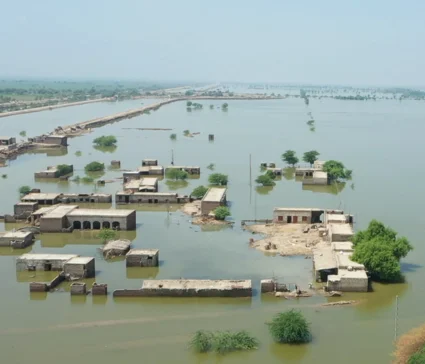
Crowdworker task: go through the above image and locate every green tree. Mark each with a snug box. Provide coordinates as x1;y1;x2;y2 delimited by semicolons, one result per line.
209;173;228;186
56;164;73;177
170;133;177;140
352;220;413;281
281;150;299;166
19;130;26;137
303;150;320;166
75;150;82;157
93;135;117;147
186;101;192;107
222;103;229;110
97;228;117;242
267;310;311;344
85;161;105;172
322;160;352;181
265;170;277;180
209;104;214;109
191;185;208;199
166;168;189;180
214;206;231;220
19;185;31;195
255;175;276;186
189;330;258;354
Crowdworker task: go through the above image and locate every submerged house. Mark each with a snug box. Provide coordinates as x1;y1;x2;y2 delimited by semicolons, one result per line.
34;165;73;179
142;159;158;166
124;178;158;193
273;208;324;224
116;192;187;204
201;188;227;215
0;231;34;249
29;134;68;146
166;166;200;175
0;137;16;146
22;193;62;206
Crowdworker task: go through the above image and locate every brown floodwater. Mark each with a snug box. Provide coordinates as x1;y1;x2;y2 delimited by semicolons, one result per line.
0;96;423;363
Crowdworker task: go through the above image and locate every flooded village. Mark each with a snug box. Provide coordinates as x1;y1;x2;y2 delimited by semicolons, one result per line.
0;82;423;364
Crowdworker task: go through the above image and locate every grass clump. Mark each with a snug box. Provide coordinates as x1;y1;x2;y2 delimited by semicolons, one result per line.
75;150;82;157
19;185;31;195
267;309;311;344
189;330;258;355
394;323;425;364
97;228;117;242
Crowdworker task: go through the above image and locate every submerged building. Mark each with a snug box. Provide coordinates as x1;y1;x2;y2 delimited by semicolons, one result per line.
201;187;227;215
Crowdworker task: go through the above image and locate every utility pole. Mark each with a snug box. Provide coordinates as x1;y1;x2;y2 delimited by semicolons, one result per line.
171;149;174;165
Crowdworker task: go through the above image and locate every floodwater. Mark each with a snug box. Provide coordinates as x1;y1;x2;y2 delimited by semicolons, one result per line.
0;96;423;363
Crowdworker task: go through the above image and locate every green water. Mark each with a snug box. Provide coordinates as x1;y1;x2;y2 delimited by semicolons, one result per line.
0;97;423;363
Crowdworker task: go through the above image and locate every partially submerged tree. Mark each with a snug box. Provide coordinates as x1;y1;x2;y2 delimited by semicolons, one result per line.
222;103;229;110
85;161;105;172
191;185;208;199
352;220;413;281
19;130;26;137
268;310;311;344
322;160;352;182
214;206;231;220
166;168;189;180
170;133;177;140
206;163;215;170
18;185;31;195
93;135;117;147
255;175;275;186
303;150;320;166
281;150;299;166
56;164;73;177
75;150;82;157
208;173;228;186
97;228;117;242
186;101;192;107
189;330;258;354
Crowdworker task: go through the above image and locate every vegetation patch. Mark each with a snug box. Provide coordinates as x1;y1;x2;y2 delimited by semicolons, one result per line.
85;161;105;172
189;330;258;354
18;185;31;195
191;185;208;199
166;169;189;180
302;150;320;166
267;309;311;344
56;164;73;177
93;135;117;147
394;323;425;364
170;133;177;140
97;228;117;242
214;206;231;220
281;150;299;166
208;173;228;186
322;160;352;182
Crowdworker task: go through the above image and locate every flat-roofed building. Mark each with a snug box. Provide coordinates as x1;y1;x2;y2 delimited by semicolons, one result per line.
67;208;136;230
64;257;95;278
142;159;158;166
116;192;184;204
16;253;78;271
22;193;62;205
126;249;159;267
124;177;158;193
0;137;16;146
14;202;39;217
273;207;324;224
302;171;329;185
201;187;227;215
328;223;354;242
166;166;200;174
61;193;112;203
38;205;79;232
0;231;34;248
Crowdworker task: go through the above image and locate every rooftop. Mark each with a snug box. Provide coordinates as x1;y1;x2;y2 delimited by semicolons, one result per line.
274;207;323;212
65;256;94;265
116;192;177;197
313;247;337;271
313;171;328;178
332;241;354;252
46;134;66;139
166;166;200;169
327;214;347;222
142;279;251;290
329;223;354;236
328;269;368;281
141;177;158;186
202;188;227;202
18;253;78;261
336;253;365;270
125;180;141;189
3;231;33;238
42;205;79;219
15;202;38;206
67;208;135;217
127;249;159;256
33;206;59;215
142;159;158;162
22;193;61;201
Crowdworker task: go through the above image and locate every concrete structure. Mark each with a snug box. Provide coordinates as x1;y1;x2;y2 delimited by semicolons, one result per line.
116;191;187;204
142;159;158;166
126;249;159;267
92;283;108;295
0;137;16;146
35;205;78;232
331;241;354;253
326;213;353;224
302;171;328;185
313;247;338;282
14;202;38;217
166;166;200;174
314;160;325;170
64;257;95;278
34;165;73;179
111;160;121;168
0;231;34;248
201;188;227;215
60;193;112;203
273;208;324;224
70;283;87;295
16;253;78;271
113;279;252;297
22;193;61;205
123;171;141;181
328;223;354;242
266;167;282;176
30;134;68;146
124;177;158;193
138;165;164;176
67;208;136;231
103;239;132;258
327;270;368;292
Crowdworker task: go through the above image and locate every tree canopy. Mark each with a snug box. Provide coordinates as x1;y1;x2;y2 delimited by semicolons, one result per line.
303;150;320;166
191;185;208;199
19;185;31;195
255;174;275;186
351;220;413;281
97;228;117;242
214;206;231;220
166;168;189;180
268;310;311;344
85;161;105;172
281;150;299;166
209;173;228;186
93;135;117;147
322;160;352;181
56;164;73;177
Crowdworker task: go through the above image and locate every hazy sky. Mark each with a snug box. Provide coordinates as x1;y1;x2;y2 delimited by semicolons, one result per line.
1;0;424;86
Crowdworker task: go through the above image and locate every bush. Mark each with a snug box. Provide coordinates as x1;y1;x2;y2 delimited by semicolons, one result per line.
322;160;352;181
265;170;277;180
214;206;230;220
207;163;215;170
19;130;26;137
256;175;275;186
394;323;425;364
97;228;117;242
209;173;228;186
75;150;82;157
186;101;192;107
1;174;7;178
93;135;117;147
189;330;258;354
191;185;208;199
183;129;190;136
268;310;311;344
72;176;81;182
81;176;94;183
56;164;73;177
166;168;189;180
222;103;229;110
19;185;31;195
85;161;105;172
170;133;177;140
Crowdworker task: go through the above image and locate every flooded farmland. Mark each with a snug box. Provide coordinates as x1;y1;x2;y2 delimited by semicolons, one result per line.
0;96;423;363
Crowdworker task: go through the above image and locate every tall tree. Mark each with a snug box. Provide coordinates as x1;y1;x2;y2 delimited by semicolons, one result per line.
303;150;320;166
281;150;299;166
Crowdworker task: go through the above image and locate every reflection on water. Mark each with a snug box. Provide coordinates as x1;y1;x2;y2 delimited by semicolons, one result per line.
0;246;32;256
199;224;233;232
256;186;274;195
165;180;189;190
92;295;108;305
27;147;68;157
270;341;309;362
30;292;48;300
302;182;346;195
112;296;253;306
93;145;118;154
127;266;159;279
283;167;295;181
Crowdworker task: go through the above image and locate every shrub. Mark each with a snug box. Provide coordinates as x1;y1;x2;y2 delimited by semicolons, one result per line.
72;176;81;182
394;323;425;364
222;103;229;110
255;175;275;186
19;130;26;137
208;173;228;186
322;160;352;181
189;330;258;354
19;185;31;195
214;206;230;220
183;129;190;136
268;310;311;344
206;163;215;170
97;228;117;242
93;135;117;147
209;104;214;109
191;185;208;199
56;164;73;177
75;150;82;157
85;161;105;172
186;101;193;107
81;176;94;183
1;174;7;178
166;168;189;180
170;133;177;140
265;170;277;180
